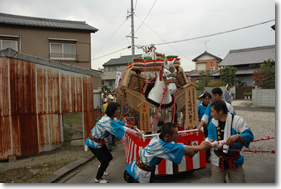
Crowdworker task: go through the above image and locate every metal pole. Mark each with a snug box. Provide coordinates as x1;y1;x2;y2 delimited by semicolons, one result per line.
131;0;135;57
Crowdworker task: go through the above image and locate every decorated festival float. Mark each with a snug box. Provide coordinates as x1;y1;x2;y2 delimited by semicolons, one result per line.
117;45;206;175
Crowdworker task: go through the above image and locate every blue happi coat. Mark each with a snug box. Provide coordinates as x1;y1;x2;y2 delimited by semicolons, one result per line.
125;135;186;183
85;115;126;149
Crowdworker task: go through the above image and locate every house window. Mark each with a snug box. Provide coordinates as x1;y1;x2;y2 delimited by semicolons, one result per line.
109;80;113;86
50;42;76;60
0;39;18;51
108;66;116;72
197;63;206;71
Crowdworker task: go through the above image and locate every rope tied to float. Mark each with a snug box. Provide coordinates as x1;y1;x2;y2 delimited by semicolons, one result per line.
210;136;275;153
150;87;167;126
172;88;178;123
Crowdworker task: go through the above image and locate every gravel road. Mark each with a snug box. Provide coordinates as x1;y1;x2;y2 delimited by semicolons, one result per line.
231;100;275;166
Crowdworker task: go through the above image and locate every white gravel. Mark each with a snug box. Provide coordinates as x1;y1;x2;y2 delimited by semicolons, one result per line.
232;101;276;166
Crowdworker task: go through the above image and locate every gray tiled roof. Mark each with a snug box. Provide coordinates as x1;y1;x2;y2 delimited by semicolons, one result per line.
103;54;142;66
236;68;257;75
208;68;258;76
186;68;256;77
0;12;98;32
186;70;220;77
219;45;275;66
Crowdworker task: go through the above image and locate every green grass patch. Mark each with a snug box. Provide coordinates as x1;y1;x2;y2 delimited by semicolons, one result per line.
63;112;82;127
63;112;82;144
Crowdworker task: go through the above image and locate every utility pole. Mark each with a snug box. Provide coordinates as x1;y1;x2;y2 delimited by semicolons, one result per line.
130;0;135;56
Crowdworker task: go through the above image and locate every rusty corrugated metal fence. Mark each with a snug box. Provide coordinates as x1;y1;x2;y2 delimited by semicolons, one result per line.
0;48;99;160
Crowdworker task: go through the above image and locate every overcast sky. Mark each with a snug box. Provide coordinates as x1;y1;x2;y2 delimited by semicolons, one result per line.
0;0;276;71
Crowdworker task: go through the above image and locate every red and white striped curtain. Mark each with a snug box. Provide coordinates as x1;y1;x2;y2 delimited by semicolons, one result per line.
122;131;206;175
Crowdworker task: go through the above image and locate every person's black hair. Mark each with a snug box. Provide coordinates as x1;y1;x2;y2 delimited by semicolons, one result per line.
105;102;120;118
211;87;223;95
159;122;176;139
202;92;212;99
210;100;228;114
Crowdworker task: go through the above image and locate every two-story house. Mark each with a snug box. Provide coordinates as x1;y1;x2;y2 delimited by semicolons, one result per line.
0;12;102;89
219;45;275;86
186;51;222;82
102;54;141;89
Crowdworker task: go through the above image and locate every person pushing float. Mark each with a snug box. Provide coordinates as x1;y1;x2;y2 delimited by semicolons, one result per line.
117;44;206;175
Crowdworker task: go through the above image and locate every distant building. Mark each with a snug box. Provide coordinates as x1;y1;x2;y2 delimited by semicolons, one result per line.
219;45;275;86
0;12;98;69
102;54;141;89
0;12;102;89
186;51;222;82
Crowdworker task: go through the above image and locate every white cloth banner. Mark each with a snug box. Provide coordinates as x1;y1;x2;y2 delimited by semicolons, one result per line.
115;72;122;89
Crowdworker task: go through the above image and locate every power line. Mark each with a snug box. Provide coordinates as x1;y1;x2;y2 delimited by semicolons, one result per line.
91;47;130;61
154;19;275;46
92;19;127;56
134;0;157;34
91;19;274;62
135;15;190;60
146;6;273;17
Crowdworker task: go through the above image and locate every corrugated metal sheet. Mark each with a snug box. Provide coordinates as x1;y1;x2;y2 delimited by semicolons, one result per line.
0;53;95;160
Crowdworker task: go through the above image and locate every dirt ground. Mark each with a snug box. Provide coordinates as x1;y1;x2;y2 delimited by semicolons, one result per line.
0;141;88;183
0;100;276;183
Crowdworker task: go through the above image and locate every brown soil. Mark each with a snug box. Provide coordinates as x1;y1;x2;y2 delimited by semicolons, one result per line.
0;143;87;183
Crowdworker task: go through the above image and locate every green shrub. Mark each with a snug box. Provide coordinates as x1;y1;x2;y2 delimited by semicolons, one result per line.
207;80;223;87
243;92;252;97
193;81;205;91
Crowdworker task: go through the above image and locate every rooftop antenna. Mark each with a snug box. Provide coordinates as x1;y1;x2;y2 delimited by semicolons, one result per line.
204;40;210;51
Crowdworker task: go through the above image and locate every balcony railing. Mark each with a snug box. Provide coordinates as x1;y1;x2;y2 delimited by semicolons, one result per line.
50;53;77;61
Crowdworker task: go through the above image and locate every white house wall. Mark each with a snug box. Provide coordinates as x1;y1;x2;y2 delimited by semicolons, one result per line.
197;54;215;60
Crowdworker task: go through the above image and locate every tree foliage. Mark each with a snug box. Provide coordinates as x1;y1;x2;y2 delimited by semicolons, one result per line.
199;71;211;87
102;85;109;92
194;81;205;92
219;66;238;86
252;59;275;89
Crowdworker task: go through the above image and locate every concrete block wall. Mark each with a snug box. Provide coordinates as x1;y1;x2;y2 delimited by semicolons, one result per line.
252;89;275;107
204;86;236;99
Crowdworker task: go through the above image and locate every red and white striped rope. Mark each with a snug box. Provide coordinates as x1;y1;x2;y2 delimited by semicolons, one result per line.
212;136;275;153
220;136;275;146
172;88;178;123
150;87;167;126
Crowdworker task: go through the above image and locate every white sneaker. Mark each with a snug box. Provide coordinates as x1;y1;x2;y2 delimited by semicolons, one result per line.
95;178;108;183
98;164;109;176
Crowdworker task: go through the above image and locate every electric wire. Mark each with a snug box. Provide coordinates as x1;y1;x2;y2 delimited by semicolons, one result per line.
92;19;127;57
134;0;157;34
154;19;275;46
92;47;130;61
135;15;190;60
127;0;157;37
91;19;274;62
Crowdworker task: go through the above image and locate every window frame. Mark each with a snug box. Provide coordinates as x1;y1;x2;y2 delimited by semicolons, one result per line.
0;35;19;51
49;39;77;61
197;62;206;71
